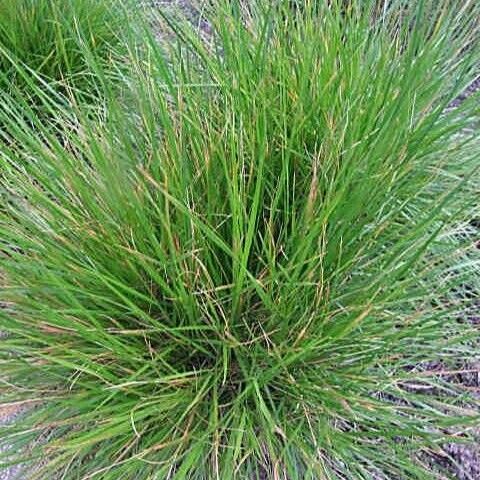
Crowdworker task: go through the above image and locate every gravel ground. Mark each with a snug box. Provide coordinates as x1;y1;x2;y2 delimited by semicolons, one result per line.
0;408;22;480
0;2;479;479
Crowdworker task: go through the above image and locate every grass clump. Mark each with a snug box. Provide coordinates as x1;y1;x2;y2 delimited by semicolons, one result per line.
0;0;126;96
0;1;479;479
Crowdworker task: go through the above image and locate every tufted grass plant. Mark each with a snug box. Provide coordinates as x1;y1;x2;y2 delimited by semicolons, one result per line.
0;1;479;479
0;0;128;100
